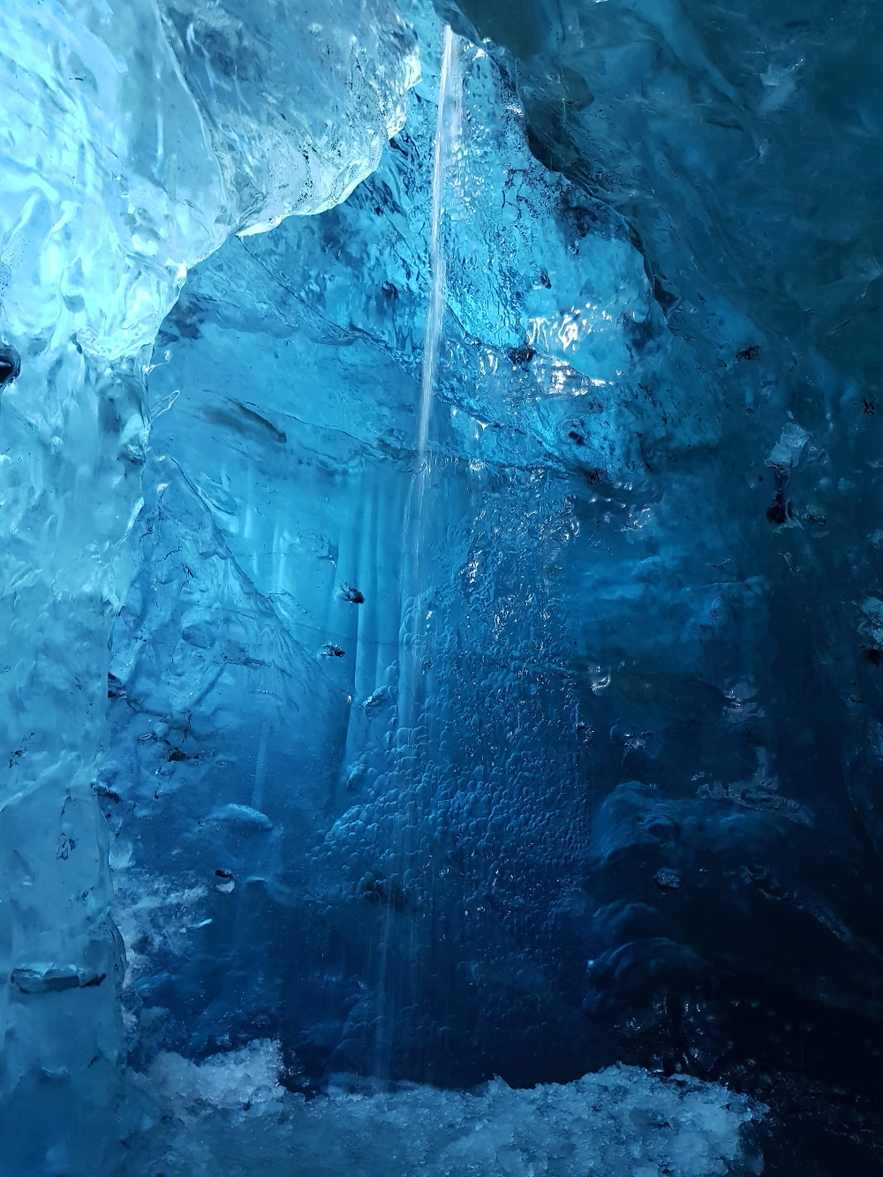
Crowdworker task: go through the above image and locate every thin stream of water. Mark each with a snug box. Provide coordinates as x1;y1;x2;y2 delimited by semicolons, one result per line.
417;24;460;461
399;24;461;732
372;25;462;1084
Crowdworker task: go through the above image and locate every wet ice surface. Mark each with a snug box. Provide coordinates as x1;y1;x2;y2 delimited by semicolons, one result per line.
123;1042;763;1177
5;0;883;1170
99;4;883;1175
0;0;417;1170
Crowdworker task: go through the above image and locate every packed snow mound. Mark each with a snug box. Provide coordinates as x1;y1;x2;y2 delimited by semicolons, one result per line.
124;1044;763;1177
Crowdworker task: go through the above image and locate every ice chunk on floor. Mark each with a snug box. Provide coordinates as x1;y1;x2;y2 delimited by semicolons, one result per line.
144;1041;285;1111
123;1043;764;1176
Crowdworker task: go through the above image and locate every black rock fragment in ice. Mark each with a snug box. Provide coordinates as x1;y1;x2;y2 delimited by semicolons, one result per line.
0;344;21;388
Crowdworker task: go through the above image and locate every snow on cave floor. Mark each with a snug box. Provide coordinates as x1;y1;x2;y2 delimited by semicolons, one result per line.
121;1040;764;1177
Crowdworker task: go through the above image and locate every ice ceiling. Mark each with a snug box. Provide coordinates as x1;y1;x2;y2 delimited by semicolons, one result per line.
1;0;881;1174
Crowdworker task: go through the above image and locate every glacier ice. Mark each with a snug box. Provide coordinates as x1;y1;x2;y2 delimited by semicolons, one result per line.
3;0;883;1173
0;1;416;1173
121;1042;763;1177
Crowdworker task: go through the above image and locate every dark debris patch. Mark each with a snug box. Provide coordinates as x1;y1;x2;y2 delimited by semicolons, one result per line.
0;344;21;388
508;344;536;367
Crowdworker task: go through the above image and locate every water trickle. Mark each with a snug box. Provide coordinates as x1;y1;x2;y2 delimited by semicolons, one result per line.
399;25;462;734
417;24;462;461
372;26;463;1084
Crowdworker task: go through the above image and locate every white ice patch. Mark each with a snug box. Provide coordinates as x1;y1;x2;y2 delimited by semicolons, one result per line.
767;422;808;469
124;1045;764;1176
145;1041;284;1110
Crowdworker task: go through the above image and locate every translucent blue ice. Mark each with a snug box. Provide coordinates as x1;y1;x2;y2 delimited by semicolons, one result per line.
2;0;882;1173
0;1;416;1172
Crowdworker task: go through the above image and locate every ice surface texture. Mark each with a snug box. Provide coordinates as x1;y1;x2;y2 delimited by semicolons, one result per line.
448;0;883;389
105;0;883;1125
442;0;883;1041
0;2;416;1173
106;14;707;1094
4;0;883;1172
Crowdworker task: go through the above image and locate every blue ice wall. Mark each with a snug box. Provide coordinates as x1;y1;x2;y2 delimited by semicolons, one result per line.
105;24;623;1086
449;0;883;1005
101;0;883;1145
0;2;416;1173
2;0;883;1173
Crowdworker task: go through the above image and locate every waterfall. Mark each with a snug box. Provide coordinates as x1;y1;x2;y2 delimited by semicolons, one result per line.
399;25;462;732
417;24;461;460
372;25;463;1084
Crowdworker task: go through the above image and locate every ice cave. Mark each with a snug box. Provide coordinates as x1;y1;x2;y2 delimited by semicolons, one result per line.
1;1;882;1174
